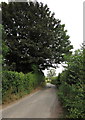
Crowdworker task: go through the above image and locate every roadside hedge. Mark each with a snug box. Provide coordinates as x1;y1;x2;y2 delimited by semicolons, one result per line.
57;49;85;118
2;70;45;103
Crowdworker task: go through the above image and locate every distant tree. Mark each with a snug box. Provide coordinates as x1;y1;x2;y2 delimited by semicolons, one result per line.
2;2;73;73
47;69;56;79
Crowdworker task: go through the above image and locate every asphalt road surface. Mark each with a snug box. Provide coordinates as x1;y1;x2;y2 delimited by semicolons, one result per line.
2;83;63;118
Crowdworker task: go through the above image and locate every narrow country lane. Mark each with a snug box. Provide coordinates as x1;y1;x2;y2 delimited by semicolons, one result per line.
2;83;63;118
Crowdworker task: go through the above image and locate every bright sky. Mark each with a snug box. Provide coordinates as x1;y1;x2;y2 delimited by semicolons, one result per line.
1;0;84;76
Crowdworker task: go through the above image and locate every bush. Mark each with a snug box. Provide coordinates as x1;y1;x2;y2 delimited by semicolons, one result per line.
58;82;84;118
2;70;45;103
51;76;57;85
57;49;85;118
51;73;61;88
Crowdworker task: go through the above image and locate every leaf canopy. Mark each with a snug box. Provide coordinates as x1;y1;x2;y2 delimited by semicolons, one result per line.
2;1;73;73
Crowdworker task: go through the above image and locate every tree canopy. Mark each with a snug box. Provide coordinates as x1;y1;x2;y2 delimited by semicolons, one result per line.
2;1;73;73
0;24;9;69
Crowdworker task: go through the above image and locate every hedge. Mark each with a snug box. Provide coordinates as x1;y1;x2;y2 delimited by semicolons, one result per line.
57;49;85;118
2;70;45;103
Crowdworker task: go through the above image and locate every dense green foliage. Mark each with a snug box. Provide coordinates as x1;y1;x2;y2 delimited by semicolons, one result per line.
0;24;9;66
2;70;45;104
0;25;2;104
51;73;61;87
2;1;73;73
50;76;57;85
0;24;2;65
57;48;85;118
